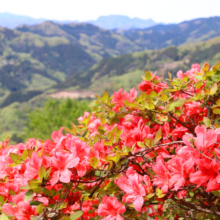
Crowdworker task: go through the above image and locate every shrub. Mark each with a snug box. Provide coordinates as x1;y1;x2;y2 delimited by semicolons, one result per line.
25;98;90;140
1;62;220;219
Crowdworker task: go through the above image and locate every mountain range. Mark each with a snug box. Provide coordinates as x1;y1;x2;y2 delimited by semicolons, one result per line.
0;16;219;107
0;13;157;29
87;15;157;29
0;15;220;141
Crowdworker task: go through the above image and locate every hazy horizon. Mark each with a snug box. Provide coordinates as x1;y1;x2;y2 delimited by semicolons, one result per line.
0;0;219;24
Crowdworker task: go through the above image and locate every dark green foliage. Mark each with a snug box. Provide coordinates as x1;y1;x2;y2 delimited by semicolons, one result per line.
25;98;90;140
0;90;43;108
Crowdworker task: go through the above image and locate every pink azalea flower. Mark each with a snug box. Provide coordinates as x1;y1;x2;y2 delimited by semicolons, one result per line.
152;156;170;194
98;195;126;220
117;167;150;211
190;158;220;192
2;193;37;220
50;152;79;185
24;151;43;179
194;125;217;151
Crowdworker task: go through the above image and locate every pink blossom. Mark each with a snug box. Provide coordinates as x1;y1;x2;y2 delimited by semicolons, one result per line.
194;125;217;151
117;167;151;211
50;152;79;185
98;195;126;220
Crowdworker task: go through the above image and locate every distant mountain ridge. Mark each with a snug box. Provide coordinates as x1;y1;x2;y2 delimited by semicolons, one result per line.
87;15;157;29
115;16;220;49
0;12;157;29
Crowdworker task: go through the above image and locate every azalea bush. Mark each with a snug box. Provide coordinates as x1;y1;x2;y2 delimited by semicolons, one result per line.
1;62;220;219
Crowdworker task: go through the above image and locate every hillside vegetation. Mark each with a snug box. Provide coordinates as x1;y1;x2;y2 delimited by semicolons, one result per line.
1;17;220;142
0;16;219;102
56;36;220;94
0;27;95;100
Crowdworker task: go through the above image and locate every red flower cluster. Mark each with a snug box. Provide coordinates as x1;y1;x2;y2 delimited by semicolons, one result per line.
0;62;220;219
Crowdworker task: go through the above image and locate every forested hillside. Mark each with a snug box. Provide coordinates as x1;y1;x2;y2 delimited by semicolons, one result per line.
1;16;220;141
0;27;95;98
56;36;220;94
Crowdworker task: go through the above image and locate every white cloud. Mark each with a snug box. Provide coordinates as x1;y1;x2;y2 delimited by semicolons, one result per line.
0;0;219;23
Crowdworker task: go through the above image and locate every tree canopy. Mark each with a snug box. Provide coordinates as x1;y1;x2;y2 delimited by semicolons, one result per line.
25;98;90;140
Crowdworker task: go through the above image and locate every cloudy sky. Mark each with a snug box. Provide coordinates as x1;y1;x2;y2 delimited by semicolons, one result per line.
0;0;219;23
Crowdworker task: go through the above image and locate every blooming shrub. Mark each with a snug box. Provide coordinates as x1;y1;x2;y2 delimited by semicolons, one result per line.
1;62;220;219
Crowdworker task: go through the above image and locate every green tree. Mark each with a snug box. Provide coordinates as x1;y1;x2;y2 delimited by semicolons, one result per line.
25;98;90;140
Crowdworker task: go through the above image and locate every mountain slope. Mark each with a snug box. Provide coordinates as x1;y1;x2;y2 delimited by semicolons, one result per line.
0;27;95;97
55;36;220;94
17;16;220;55
1;17;220;106
16;21;140;59
115;16;220;50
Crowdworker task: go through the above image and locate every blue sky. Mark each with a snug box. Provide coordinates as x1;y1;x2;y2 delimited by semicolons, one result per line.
0;0;219;23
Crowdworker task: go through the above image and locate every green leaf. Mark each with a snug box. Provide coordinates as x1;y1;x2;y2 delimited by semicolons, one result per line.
10;153;22;164
156;188;165;198
90;157;99;169
173;98;185;107
115;152;120;163
202;62;209;72
71;122;77;135
0;213;8;220
25;189;33;201
38;166;46;180
105;155;117;163
20;184;31;190
194;80;203;89
28;149;34;158
210;83;218;95
70;211;84;220
155;128;162;143
161;94;168;102
168;71;172;79
22;149;28;160
146;193;154;199
213;108;220;114
44;167;51;180
168;98;185;111
145;70;151;81
214;61;220;68
9;189;16;195
0;195;4;205
28;179;41;189
183;75;188;82
145;100;154;110
102;91;109;102
156;188;162;197
149;91;157;98
95;170;105;177
137;142;146;148
36;203;44;214
108;111;115;118
61;217;71;220
30;201;42;206
203;117;211;127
